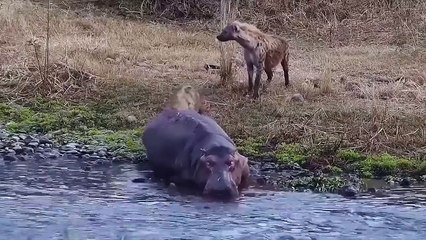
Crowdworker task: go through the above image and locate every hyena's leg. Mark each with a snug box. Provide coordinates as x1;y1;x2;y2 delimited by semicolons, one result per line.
281;52;290;87
253;60;264;99
263;59;274;92
245;62;254;97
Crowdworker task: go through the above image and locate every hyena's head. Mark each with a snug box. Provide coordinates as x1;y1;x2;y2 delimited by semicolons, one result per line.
216;22;241;42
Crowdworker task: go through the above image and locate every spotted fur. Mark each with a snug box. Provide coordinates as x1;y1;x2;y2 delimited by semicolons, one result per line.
217;20;290;99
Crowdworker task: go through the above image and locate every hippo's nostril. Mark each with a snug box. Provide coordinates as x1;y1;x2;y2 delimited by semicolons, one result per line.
205;189;233;199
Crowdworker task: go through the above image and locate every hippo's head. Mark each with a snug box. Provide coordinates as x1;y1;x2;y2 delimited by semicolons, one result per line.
199;148;245;200
216;21;241;42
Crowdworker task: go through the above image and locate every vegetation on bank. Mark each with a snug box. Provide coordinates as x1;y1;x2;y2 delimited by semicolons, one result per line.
236;136;426;179
1;101;425;184
0;101;145;160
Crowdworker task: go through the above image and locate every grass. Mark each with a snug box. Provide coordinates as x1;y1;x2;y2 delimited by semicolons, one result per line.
0;0;425;180
0;100;145;160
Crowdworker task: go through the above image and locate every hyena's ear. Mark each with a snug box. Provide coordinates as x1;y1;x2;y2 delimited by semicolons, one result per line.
233;24;240;32
184;85;193;94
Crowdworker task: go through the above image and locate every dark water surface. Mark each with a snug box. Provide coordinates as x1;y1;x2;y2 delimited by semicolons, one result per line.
1;157;425;240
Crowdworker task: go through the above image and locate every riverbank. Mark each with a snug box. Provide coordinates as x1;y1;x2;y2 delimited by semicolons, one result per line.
1;1;425;195
1;100;425;196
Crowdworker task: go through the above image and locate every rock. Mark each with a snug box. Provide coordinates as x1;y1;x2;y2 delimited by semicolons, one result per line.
127;115;137;123
34;153;46;160
97;150;107;157
12;146;25;154
23;136;36;145
105;57;115;63
24;147;34;154
35;147;45;153
94;159;110;166
12;141;25;147
17;155;28;161
255;176;267;185
11;136;20;142
244;192;257;197
6;149;16;154
132;178;147;183
290;93;304;103
0;131;9;139
339;185;358;198
4;154;18;162
38;136;52;144
81;149;94;155
28;141;39;148
66;150;80;155
98;147;107;152
65;143;80;149
44;152;58;159
367;187;376;193
88;155;101;161
420;175;426;182
400;177;415;187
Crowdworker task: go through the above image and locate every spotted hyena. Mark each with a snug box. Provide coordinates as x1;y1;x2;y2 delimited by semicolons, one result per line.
217;20;290;99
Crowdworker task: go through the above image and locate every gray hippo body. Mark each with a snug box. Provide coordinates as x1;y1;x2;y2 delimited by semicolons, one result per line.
142;108;250;199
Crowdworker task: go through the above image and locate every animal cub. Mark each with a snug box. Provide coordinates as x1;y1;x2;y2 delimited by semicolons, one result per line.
167;85;209;114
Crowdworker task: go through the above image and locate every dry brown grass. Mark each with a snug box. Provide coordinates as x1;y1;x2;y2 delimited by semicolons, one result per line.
0;0;425;158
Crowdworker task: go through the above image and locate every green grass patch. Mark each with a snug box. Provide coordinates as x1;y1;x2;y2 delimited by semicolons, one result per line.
0;99;126;134
360;153;421;178
275;143;308;166
336;149;425;178
235;137;271;158
336;149;366;162
0;99;145;160
290;175;347;193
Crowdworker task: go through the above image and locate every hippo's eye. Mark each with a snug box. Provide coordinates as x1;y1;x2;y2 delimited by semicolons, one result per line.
227;160;235;171
206;159;215;168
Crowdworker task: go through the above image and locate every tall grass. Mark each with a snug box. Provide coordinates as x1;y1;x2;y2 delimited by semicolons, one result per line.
218;0;239;86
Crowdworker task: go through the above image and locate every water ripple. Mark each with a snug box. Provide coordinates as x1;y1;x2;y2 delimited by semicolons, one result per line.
0;158;425;240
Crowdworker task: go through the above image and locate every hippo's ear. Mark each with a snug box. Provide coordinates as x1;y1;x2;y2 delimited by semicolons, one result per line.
200;148;208;161
234;151;248;166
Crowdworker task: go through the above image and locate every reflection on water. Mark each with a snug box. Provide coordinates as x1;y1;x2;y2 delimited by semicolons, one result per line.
0;157;425;240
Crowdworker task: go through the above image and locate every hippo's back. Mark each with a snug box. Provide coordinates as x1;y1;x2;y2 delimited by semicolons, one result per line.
142;109;234;170
142;109;198;168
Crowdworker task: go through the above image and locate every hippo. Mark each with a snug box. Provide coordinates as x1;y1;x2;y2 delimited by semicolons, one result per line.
142;108;250;200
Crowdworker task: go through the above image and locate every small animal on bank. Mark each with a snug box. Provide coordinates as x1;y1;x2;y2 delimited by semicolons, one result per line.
216;20;290;99
142;108;250;200
167;85;208;114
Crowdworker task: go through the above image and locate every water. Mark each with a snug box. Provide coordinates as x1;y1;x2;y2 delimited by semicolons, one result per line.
0;157;425;240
